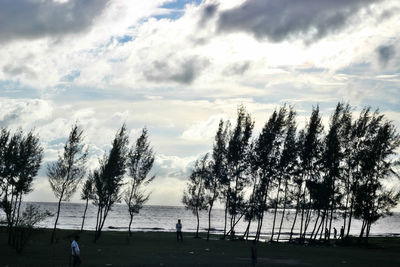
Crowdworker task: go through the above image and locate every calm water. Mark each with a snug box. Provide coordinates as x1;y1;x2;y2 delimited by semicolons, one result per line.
4;202;400;240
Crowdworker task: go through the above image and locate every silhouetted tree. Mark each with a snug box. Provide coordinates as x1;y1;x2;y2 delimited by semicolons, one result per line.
321;102;350;240
124;128;155;237
80;175;94;231
93;124;129;242
276;107;299;242
48;124;88;243
269;106;289;242
291;106;323;242
344;108;378;237
205;120;229;240
226;105;254;237
182;154;209;238
353;113;400;243
0;129;43;248
252;107;285;241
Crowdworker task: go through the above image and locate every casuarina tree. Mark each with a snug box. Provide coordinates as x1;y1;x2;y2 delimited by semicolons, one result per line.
353;112;400;244
182;154;209;238
80;175;94;231
226;105;254;237
93;124;129;242
124;127;155;237
205;120;229;240
0;129;43;248
48;124;88;243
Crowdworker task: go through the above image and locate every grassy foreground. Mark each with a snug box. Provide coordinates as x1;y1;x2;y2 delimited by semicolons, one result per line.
1;228;400;266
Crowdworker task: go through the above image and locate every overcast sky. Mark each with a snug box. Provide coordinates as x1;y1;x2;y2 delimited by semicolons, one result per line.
1;0;399;207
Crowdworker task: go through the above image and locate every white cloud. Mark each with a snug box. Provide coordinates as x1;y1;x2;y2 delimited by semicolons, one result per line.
1;0;400;207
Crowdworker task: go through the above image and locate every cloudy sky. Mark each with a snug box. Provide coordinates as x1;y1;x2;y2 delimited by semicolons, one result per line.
1;0;400;206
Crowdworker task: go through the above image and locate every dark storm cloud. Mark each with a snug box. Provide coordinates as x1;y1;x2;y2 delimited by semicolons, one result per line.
0;0;110;43
198;3;219;26
217;0;379;42
377;45;396;67
143;57;209;84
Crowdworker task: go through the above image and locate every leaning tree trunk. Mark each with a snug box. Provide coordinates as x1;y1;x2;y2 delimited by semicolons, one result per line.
81;198;89;231
51;192;64;244
289;184;301;242
128;213;134;237
346;197;354;238
270;179;282;242
207;201;214;241
277;182;288;242
223;200;228;237
195;209;200;238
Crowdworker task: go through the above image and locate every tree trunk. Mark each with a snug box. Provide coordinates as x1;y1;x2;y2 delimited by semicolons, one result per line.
346;197;354;238
358;220;366;243
128;213;134;237
314;211;324;240
81;198;89;231
207;202;213;241
223;201;228;237
309;210;320;242
302;205;312;240
94;206;103;242
270;179;282;242
196;209;200;238
242;222;250;240
289;206;299;242
51;194;63;244
277;179;289;242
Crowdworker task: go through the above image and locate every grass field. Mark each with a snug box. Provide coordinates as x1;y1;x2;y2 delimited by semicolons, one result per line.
1;228;400;266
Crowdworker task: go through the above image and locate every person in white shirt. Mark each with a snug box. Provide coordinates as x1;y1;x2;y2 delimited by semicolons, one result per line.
176;219;183;242
71;235;81;267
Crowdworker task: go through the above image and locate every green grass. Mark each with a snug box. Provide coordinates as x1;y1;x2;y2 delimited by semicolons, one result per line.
1;228;400;266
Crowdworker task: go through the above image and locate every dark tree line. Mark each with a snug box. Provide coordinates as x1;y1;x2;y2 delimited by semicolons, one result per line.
47;124;156;243
183;103;400;244
1;123;156;249
0;127;50;252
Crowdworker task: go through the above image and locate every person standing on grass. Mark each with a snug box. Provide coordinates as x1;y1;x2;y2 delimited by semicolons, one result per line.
176;219;183;242
71;235;81;267
334;227;337;239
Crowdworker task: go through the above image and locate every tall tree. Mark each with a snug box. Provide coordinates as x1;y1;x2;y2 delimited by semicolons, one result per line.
93;124;129;242
182;154;209;238
345;108;377;237
48;124;88;243
321;102;347;240
0;129;43;247
251;107;286;241
353;113;400;243
124;127;155;237
226;105;254;237
295;106;323;242
269;106;290;242
80;175;94;231
205;120;229;241
276;107;299;242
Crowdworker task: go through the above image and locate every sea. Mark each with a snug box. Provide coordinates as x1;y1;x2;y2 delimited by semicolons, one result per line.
3;202;400;240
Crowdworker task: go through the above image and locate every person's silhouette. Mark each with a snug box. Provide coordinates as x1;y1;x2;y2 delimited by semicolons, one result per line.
176;219;183;242
333;227;337;239
71;235;81;267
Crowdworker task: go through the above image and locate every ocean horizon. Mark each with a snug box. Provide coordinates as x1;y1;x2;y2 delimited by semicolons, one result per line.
3;202;399;240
